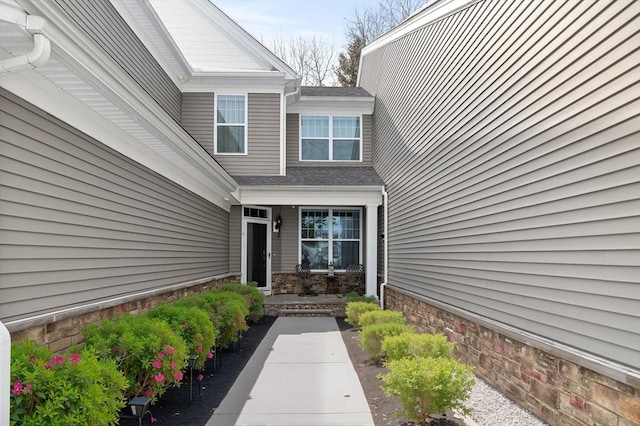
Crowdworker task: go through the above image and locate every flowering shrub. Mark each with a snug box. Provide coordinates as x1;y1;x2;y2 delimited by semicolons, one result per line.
217;282;265;323
146;304;218;369
10;340;127;425
358;322;415;363
345;301;381;327
358;309;406;328
381;356;475;422
82;314;187;402
382;332;454;362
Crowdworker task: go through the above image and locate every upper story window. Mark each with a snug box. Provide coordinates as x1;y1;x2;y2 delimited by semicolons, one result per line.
300;115;361;161
215;94;247;154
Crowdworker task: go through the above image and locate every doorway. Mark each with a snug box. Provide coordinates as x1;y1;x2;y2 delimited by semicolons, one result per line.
242;207;271;294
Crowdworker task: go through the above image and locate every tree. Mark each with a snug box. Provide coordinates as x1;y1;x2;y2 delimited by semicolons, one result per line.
271;34;336;87
336;0;424;86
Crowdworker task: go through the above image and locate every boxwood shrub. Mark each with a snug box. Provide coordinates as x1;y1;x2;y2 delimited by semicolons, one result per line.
345;301;381;327
358;309;406;328
358;322;415;363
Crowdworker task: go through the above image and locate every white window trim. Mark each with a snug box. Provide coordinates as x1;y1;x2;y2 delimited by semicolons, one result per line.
298;207;363;272
214;93;248;155
299;114;363;162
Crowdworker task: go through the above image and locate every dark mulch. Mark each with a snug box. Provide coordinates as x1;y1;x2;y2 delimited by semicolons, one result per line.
119;316;276;426
119;315;463;426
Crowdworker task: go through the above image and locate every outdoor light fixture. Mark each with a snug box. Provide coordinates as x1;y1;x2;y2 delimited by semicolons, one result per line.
188;354;199;404
126;396;151;426
275;215;283;237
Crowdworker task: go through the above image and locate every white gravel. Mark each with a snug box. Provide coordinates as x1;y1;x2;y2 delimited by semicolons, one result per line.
462;378;548;426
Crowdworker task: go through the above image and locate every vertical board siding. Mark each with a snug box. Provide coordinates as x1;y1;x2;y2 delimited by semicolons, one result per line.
360;0;640;369
286;113;373;167
55;0;182;123
0;90;229;322
183;93;281;175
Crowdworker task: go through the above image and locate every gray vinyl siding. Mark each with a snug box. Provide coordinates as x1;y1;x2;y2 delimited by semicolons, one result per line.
286;113;373;167
279;205;299;273
0;89;229;322
360;0;640;369
55;0;182;122
182;93;281;175
229;205;241;275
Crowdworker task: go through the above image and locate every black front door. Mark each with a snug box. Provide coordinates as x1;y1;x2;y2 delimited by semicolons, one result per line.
247;222;267;288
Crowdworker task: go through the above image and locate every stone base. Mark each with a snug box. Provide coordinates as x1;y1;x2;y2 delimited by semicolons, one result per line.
264;294;347;317
384;286;640;426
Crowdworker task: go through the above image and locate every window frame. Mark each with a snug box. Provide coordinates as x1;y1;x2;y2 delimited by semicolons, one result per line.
299;114;362;162
214;93;248;155
299;207;363;272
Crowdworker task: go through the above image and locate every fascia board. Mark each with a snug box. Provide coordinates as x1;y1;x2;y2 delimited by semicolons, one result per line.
182;72;288;92
239;186;384;206
358;0;480;86
15;0;239;204
110;0;192;88
288;97;375;115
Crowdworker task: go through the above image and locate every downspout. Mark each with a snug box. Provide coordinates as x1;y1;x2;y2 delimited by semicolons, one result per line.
380;186;389;309
0;321;10;426
0;15;50;74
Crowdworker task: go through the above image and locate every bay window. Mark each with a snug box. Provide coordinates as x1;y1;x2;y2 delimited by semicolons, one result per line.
215;94;246;154
300;208;361;270
300;115;361;161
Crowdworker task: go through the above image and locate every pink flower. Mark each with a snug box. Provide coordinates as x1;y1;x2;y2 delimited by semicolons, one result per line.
213;318;219;324
145;389;154;398
52;355;65;365
157;351;166;358
169;361;177;369
165;347;176;355
12;381;23;395
29;354;37;363
153;373;165;383
237;315;243;321
232;322;237;328
24;384;32;394
44;362;52;370
182;322;190;329
206;352;214;359
197;345;203;353
151;417;158;423
197;374;204;382
152;359;162;369
69;353;81;364
173;372;183;381
112;347;119;353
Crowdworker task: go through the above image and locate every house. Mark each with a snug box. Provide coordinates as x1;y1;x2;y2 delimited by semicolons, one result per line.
0;0;638;425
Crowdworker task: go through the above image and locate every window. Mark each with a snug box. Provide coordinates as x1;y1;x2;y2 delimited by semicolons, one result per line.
300;115;361;161
300;208;361;270
215;94;246;154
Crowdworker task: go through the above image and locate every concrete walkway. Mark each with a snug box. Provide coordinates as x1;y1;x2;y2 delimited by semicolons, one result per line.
207;317;374;426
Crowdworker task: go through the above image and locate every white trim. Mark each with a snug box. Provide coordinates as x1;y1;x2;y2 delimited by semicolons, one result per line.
288;96;375;115
0;320;9;426
214;93;248;155
299;114;363;162
365;204;378;297
239;186;383;206
279;91;286;175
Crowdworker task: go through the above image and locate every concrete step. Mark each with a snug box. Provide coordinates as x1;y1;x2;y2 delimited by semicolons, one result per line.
279;308;334;317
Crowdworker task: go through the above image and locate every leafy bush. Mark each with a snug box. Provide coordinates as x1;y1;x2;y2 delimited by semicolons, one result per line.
358;322;414;363
381;356;476;423
10;340;127;426
383;332;454;362
178;290;249;348
358;309;406;328
146;304;218;369
345;301;381;327
344;292;378;303
83;314;187;402
217;282;265;323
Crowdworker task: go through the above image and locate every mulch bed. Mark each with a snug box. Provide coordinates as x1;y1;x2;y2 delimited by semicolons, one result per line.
119;315;463;426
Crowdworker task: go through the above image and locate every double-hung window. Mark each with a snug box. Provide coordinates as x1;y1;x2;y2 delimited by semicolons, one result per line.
215;94;247;154
300;208;361;270
300;115;361;161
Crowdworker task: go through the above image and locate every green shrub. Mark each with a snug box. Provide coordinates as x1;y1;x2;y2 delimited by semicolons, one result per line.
381;356;476;423
358;309;406;328
146;304;218;369
82;314;187;402
217;282;265;323
344;292;378;303
359;322;415;363
10;340;127;426
345;301;381;327
382;332;454;362
196;290;250;348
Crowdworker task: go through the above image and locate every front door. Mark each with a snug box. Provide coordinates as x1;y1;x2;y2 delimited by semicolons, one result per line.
243;207;271;294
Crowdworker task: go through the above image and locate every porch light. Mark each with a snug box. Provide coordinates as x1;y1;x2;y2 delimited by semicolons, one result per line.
188;354;199;404
127;396;151;425
275;215;283;237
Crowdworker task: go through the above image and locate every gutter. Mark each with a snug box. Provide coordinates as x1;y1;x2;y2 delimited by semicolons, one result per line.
0;15;50;74
380;186;389;309
0;321;10;426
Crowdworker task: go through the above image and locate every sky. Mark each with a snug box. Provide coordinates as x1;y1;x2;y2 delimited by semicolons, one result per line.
214;0;378;53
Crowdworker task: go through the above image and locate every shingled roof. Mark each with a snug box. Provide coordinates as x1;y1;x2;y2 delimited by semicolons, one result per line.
233;167;384;186
300;86;373;98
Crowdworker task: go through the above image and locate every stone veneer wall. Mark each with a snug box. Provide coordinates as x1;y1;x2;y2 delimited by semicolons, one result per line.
9;276;240;353
272;273;364;295
384;286;640;426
